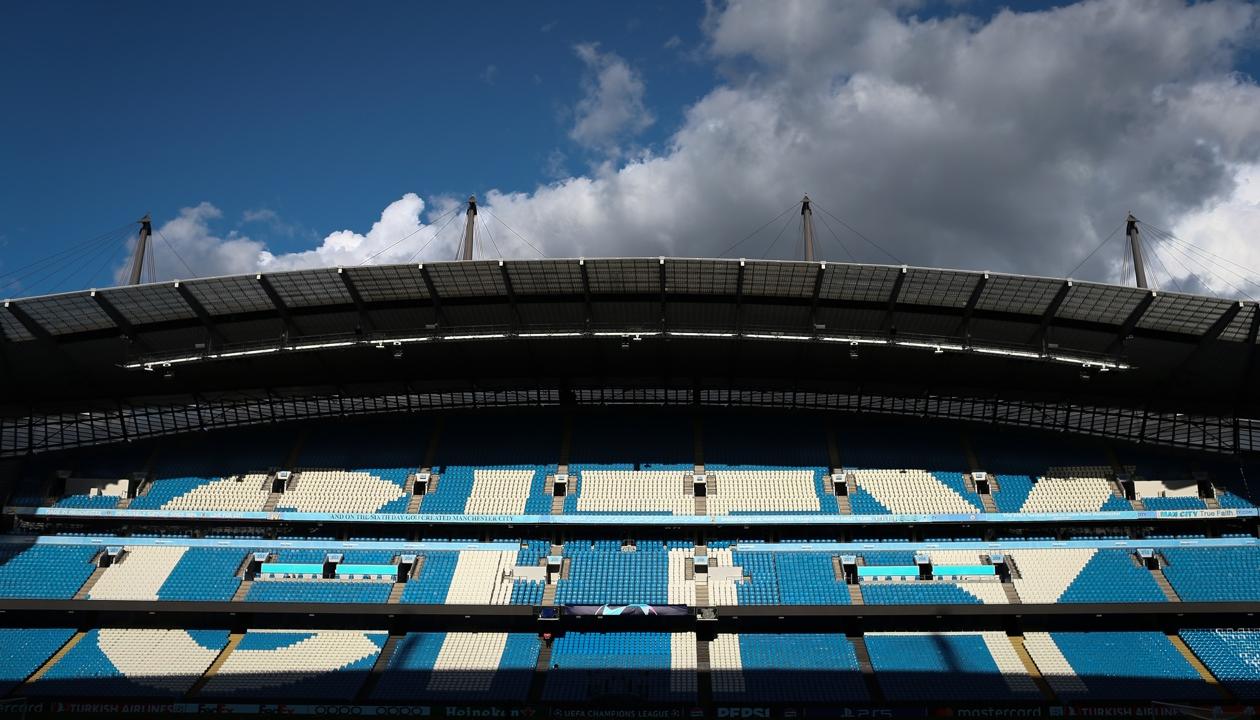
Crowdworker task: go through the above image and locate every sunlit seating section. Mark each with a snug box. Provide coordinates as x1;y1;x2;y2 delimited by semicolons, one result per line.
568;466;692;515
464;467;556;515
1180;629;1260;700
276;469;408;514
711;634;867;702
990;474;1035;512
88;546;189;600
555;541;671;605
1017;475;1131;513
847;469;982;515
157;547;246;601
542;632;696;702
1008;548;1165;604
866;632;1040;701
1161;546;1260;602
1023;631;1215;701
706;466;829;515
0;629;76;696
198;630;386;700
371;632;538;701
31;629;228;697
711;550;849;606
0;543;98;599
130;428;293;511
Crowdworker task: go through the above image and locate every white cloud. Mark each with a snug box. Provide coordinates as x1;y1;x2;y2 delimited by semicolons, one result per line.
137;0;1260;294
1159;162;1260;298
568;43;655;153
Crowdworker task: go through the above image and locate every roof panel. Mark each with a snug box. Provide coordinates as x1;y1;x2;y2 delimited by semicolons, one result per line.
1137;294;1236;336
586;259;659;294
899;268;980;308
819;264;901;302
0;307;35;341
505;260;583;295
345;266;428;302
268;268;353;308
976;275;1064;316
1219;303;1257;342
426;261;505;298
185;276;274;315
1056;283;1146;325
743;261;817;298
12;294;115;334
101;284;197;325
665;259;740;295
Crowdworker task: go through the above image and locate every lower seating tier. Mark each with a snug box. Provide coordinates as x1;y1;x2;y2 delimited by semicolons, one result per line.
4;630;1253;703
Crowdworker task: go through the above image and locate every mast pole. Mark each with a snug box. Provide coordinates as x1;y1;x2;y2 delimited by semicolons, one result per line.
801;195;816;262
461;195;477;261
127;214;153;285
1126;213;1148;289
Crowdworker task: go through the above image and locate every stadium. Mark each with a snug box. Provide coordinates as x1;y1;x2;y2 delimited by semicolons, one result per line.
0;203;1258;719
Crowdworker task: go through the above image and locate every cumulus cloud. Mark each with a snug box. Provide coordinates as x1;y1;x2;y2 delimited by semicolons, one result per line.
143;0;1260;295
568;43;655;153
132;194;464;281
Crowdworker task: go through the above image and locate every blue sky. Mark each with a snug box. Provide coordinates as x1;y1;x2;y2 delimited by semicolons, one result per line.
2;1;1260;298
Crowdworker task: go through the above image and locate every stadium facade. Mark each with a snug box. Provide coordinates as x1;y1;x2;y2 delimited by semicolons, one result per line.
0;251;1258;718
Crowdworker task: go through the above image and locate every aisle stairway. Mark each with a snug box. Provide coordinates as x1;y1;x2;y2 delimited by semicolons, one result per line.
1008;635;1056;701
185;632;244;699
73;562;108;600
22;631;86;687
850;636;883;702
356;634;401;702
1167;633;1231;700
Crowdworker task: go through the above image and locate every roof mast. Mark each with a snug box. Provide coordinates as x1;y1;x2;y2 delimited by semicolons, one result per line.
461;195;478;261
126;214;153;285
801;195;816;262
1125;213;1148;289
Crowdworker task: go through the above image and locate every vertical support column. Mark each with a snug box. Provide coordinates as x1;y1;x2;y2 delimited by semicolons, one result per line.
461;195;477;261
1126;213;1148;289
801;195;816;262
127;214;153;285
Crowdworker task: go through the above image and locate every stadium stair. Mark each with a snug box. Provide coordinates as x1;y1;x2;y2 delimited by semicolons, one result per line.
1205;495;1222;509
1150;563;1181;603
72;559;108;600
1009;634;1057;701
529;638;553;703
1167;633;1232;701
1002;580;1022;604
849;635;884;703
185;632;244;699
355;633;401;702
22;630;86;687
696;638;713;706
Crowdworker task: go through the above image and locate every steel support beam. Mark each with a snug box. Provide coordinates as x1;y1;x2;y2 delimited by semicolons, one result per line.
882;266;906;334
579;259;592;329
417;264;448;329
336;267;375;333
957;273;988;340
809;263;826;330
2;302;51;341
173;282;226;346
1105;291;1157;356
256;274;299;338
659;257;668;332
91;291;152;352
500;261;521;330
1034;280;1073;350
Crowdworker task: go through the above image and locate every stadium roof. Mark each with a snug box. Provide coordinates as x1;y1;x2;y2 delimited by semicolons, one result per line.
1;258;1257;455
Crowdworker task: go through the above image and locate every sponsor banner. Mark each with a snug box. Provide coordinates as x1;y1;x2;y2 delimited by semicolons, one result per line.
16;507;1257;525
564;604;690;616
